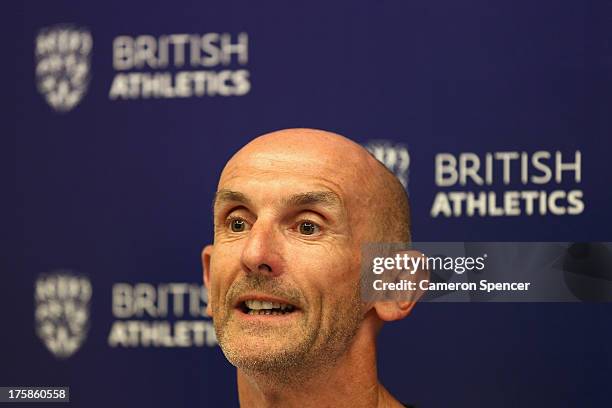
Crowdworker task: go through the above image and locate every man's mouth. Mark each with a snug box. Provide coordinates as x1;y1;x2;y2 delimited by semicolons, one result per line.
238;299;297;316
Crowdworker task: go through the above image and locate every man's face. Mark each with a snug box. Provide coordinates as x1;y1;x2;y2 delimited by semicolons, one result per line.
205;140;368;374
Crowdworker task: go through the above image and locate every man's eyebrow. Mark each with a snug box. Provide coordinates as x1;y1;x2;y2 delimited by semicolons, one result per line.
282;191;342;209
213;189;253;211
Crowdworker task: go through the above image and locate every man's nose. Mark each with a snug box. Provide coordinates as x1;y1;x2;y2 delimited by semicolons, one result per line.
240;219;283;277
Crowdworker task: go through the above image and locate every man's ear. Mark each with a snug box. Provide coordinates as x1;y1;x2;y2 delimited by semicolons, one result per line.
202;245;214;318
372;300;416;322
371;249;429;322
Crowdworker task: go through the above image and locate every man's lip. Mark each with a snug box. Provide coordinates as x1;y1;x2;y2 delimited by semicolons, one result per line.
234;293;300;309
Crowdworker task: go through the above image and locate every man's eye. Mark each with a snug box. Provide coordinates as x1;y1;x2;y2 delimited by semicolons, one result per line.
298;221;319;235
229;218;247;232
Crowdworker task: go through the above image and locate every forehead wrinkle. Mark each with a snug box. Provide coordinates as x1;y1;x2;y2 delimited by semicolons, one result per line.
222;155;329;182
219;162;350;211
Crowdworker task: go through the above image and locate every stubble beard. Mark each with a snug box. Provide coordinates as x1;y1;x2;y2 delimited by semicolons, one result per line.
213;278;363;384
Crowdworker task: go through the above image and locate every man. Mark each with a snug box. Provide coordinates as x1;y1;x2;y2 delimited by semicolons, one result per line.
202;128;423;407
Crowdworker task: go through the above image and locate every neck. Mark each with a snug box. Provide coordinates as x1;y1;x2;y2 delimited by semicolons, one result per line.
236;315;402;408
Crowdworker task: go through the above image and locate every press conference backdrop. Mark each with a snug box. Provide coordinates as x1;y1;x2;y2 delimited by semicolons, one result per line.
6;1;612;407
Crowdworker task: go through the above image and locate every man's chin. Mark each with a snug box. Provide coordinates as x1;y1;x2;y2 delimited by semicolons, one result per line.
216;323;313;371
220;339;308;373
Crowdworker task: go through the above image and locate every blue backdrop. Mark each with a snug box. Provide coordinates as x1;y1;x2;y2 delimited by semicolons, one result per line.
6;1;612;406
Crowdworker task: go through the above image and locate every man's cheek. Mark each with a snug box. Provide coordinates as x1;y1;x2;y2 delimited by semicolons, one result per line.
328;255;355;281
211;281;225;315
207;269;223;317
307;259;354;298
212;268;235;316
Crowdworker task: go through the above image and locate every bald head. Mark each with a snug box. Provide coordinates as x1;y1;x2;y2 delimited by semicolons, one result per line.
219;128;411;243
